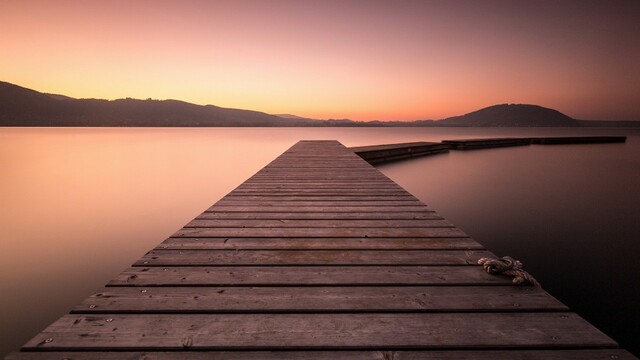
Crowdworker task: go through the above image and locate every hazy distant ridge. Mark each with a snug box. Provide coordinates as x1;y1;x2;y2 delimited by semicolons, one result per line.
0;81;318;127
1;81;636;127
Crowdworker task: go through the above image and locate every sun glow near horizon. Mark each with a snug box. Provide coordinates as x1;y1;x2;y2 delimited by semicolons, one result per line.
2;0;639;121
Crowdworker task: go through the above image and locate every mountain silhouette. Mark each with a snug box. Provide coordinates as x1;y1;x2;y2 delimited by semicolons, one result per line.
0;81;318;126
437;104;577;127
1;81;636;127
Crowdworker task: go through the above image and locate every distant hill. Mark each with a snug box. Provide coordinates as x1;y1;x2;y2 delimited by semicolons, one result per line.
273;114;317;121
0;81;320;126
436;104;578;127
1;81;637;127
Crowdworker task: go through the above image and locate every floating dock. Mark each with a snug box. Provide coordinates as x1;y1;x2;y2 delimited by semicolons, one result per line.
443;136;626;151
442;138;532;150
530;136;627;145
349;142;451;164
7;140;636;359
350;136;627;164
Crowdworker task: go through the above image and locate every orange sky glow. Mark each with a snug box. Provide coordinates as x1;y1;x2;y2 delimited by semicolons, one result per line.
1;0;639;121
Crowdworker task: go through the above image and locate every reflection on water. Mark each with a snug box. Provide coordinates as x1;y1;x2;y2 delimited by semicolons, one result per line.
378;133;640;356
1;127;639;357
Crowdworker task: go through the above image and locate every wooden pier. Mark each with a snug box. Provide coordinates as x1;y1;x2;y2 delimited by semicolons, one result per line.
442;136;626;151
349;136;627;164
442;138;532;150
349;142;451;164
8;140;636;359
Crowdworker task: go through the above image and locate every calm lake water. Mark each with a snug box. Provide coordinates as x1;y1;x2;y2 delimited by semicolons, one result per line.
1;127;639;357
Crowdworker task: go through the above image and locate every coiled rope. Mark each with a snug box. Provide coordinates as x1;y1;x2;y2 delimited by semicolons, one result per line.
477;256;540;286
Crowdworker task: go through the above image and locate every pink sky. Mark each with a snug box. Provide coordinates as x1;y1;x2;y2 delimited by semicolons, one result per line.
1;0;639;120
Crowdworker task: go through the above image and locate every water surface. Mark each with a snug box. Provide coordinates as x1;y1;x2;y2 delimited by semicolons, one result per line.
1;127;638;356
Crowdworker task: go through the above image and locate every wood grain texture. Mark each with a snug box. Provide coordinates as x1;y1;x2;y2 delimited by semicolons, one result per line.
74;286;568;313
214;200;426;206
204;206;433;213
23;313;615;350
109;266;513;286
185;219;453;228
134;249;488;266
7;350;637;360
197;211;442;220
157;237;482;250
171;227;467;238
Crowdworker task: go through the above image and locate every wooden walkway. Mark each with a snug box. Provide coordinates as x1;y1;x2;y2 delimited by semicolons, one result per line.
8;140;636;359
349;142;451;164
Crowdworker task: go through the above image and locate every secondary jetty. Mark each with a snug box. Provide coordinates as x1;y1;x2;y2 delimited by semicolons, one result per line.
7;140;635;359
349;136;626;163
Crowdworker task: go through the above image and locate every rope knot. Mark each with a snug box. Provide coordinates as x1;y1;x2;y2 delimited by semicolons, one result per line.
477;256;539;286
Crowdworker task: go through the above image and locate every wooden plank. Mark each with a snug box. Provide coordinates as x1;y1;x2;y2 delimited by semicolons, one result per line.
204;206;434;213
7;350;638;360
171;227;468;238
237;180;399;185
225;193;414;198
134;250;489;266
251;172;378;176
73;286;568;313
234;184;404;188
246;175;391;179
228;189;410;194
108;266;511;286
221;196;417;201
263;164;376;168
23;313;616;350
197;212;442;220
185;219;453;228
214;200;426;207
250;170;383;173
231;189;406;193
157;237;483;250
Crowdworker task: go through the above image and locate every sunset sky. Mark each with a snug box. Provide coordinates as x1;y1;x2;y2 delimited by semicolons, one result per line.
1;0;639;121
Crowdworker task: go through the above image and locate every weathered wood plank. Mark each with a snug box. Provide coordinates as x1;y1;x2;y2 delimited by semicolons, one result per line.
171;227;467;238
215;200;426;207
73;286;568;313
230;188;406;193
224;194;416;199
205;206;433;213
109;266;511;286
206;205;431;213
185;219;452;228
157;237;482;250
7;350;637;360
232;187;405;192
247;175;396;180
23;313;616;350
206;207;432;214
237;181;399;185
228;189;411;195
197;212;441;220
246;176;393;180
262;164;376;168
134;250;488;266
221;196;418;201
230;189;407;194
